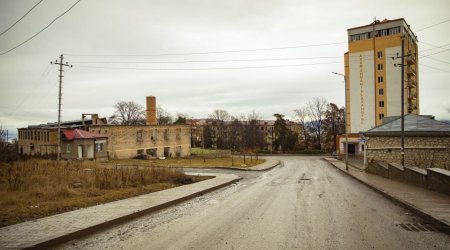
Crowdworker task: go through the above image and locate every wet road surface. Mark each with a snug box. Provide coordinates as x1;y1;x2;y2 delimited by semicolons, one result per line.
57;156;450;249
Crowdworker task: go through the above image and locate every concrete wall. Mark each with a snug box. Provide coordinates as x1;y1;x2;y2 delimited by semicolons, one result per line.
88;125;191;159
366;136;450;170
427;168;450;195
404;166;427;189
366;162;450;196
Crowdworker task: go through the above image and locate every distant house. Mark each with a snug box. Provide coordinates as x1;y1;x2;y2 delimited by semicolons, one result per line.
61;129;108;160
363;114;450;170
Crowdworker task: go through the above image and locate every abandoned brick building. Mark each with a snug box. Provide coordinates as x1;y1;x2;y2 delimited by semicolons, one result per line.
17;96;191;159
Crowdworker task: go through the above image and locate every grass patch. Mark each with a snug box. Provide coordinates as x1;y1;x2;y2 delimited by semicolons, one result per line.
190;147;218;155
106;155;265;168
0;160;209;227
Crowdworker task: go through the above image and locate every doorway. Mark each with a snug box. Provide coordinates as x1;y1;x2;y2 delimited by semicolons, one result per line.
347;144;356;155
78;145;84;159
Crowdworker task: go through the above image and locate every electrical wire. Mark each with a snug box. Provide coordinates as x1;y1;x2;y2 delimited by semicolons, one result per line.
0;0;81;56
415;19;450;32
420;63;450;73
70;53;391;65
66;41;347;57
71;56;343;64
72;61;342;71
0;0;44;37
422;56;450;65
7;64;53;115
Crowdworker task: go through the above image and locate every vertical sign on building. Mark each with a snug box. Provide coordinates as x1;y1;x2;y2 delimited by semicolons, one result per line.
359;54;365;124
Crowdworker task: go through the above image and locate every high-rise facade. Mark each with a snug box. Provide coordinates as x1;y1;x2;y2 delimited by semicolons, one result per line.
345;18;419;134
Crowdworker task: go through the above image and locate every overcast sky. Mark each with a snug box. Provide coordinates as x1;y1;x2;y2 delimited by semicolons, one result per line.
1;0;449;137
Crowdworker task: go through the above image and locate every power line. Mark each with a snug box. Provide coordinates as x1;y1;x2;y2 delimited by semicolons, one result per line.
420;63;450;73
415;19;450;32
422;48;450;57
71;53;394;64
72;61;341;71
7;64;53;116
0;0;81;56
0;0;44;37
420;41;450;52
71;56;344;64
66;41;347;57
422;56;450;65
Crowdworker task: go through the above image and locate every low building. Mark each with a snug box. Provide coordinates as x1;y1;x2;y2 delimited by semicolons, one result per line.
87;124;190;159
17;114;106;156
363;114;450;170
61;129;108;160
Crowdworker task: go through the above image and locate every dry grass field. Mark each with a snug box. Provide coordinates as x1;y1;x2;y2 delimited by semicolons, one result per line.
0;159;209;227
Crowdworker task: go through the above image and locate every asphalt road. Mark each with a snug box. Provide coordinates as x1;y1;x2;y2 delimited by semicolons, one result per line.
58;156;450;250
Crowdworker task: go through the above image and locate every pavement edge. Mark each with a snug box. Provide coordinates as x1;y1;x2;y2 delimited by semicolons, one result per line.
28;176;242;249
324;158;450;235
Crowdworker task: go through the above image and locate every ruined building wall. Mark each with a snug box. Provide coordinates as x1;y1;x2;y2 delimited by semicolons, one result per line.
88;125;191;159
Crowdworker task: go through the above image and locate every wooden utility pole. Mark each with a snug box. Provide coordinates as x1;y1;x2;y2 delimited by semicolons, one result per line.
51;54;72;160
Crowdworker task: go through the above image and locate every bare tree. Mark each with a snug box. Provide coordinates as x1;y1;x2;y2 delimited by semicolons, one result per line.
208;109;231;123
157;105;173;125
246;110;262;123
293;106;310;149
307;97;328;150
110;101;146;125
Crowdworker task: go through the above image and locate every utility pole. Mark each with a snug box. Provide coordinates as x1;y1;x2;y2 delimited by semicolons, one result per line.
400;37;405;166
393;37;409;167
51;54;72;161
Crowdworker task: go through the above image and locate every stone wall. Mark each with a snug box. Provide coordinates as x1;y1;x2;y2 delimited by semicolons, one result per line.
366;136;450;170
88;125;191;159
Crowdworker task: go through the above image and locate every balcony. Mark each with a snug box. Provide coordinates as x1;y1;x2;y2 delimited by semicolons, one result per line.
407;104;417;113
407;66;416;76
406;53;416;64
407;77;417;87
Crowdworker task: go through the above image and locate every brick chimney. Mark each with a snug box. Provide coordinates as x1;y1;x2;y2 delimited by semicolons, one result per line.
146;96;157;125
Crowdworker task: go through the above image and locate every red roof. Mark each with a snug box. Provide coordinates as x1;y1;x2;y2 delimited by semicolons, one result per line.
62;129;106;140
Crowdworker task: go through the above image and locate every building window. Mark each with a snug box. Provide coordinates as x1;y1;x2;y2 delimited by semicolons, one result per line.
151;130;157;141
67;144;71;153
377;51;383;58
164;129;169;140
379;101;385;107
136;130;143;142
96;143;104;152
378;76;384;83
176;128;181;140
378;113;385;120
379;89;384;95
377;64;383;70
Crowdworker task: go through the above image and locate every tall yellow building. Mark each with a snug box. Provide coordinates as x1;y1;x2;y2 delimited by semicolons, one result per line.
339;18;419;155
346;18;418;132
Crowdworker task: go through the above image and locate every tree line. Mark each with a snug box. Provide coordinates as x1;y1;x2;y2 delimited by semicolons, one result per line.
109;97;345;153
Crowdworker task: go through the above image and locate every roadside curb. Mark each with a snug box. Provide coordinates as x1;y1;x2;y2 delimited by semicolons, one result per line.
0;174;241;249
324;158;450;234
211;160;281;172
